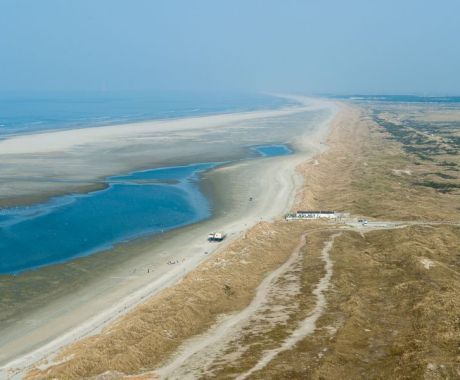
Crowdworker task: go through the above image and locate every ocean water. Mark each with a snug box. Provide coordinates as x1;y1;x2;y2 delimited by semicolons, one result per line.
0;92;295;137
0;145;292;274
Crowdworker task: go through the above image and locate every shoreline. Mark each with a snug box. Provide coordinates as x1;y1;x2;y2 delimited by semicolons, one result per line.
0;98;338;378
0;97;318;155
0;92;298;141
0;161;219;275
0;143;294;275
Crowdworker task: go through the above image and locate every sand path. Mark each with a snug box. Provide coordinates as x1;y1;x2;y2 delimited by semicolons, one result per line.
235;233;341;380
156;233;309;378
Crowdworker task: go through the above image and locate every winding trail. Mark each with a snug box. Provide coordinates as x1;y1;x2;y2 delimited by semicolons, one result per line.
236;233;341;380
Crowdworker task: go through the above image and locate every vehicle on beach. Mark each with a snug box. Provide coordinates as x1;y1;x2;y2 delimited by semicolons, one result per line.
208;232;226;242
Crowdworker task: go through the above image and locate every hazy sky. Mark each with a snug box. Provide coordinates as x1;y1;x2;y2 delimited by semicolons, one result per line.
1;0;459;94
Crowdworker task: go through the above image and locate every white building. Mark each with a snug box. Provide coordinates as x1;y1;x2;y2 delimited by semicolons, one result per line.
286;210;337;220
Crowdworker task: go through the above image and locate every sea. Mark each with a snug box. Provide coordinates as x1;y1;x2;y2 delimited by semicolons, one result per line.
0;92;295;274
0;91;294;137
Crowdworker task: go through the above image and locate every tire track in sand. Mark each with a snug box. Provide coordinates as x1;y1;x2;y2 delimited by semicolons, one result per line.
236;233;341;380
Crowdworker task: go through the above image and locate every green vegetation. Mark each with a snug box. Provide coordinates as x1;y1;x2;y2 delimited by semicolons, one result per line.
371;109;459;194
416;180;460;193
433;172;456;180
438;160;457;167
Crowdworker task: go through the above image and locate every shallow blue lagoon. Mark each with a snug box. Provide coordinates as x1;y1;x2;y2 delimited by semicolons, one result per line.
0;163;216;274
0;144;293;274
252;144;293;157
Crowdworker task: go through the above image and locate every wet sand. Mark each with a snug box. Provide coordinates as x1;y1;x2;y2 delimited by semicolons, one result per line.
0;97;337;376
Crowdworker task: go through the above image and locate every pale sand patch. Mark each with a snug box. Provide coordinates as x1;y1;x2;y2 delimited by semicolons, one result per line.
419;257;435;269
392;168;412;176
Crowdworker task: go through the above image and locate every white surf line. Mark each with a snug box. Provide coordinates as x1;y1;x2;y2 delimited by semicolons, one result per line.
156;233;309;379
236;233;341;380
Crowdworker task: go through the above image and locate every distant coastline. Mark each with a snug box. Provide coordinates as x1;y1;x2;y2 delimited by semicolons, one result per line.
327;94;460;103
0;92;297;137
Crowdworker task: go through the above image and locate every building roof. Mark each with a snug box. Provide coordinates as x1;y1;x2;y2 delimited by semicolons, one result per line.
297;210;335;214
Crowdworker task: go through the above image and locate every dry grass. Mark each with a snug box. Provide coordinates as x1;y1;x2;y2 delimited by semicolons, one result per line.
296;105;459;221
243;103;460;379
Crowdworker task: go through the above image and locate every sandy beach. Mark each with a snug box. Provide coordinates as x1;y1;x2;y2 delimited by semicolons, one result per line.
0;96;337;378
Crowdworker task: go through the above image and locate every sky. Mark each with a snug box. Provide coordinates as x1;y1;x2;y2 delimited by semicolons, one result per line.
0;0;459;95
